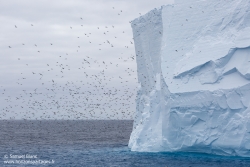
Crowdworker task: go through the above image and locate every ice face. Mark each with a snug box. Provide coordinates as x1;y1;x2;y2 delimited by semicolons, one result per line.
129;0;250;156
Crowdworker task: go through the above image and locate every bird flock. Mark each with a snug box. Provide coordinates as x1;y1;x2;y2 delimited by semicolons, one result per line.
1;6;141;120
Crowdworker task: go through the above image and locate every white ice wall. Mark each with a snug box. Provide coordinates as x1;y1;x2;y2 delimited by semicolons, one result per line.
129;0;250;157
161;0;250;93
129;7;168;151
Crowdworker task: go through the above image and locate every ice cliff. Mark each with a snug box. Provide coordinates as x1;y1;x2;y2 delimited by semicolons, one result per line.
129;0;250;157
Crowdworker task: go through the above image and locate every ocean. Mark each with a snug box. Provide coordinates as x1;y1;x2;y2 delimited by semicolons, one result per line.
0;120;250;167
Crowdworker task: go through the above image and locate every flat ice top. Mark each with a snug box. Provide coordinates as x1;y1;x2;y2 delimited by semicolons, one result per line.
161;0;250;93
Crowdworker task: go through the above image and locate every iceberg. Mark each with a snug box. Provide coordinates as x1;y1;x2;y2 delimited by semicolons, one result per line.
129;0;250;157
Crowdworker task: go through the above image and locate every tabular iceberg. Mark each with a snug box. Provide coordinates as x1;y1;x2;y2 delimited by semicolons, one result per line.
129;0;250;157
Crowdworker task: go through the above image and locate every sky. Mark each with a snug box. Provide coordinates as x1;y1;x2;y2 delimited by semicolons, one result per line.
0;0;174;120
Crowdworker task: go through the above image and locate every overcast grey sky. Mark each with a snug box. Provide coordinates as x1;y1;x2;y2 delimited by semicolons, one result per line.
0;0;173;120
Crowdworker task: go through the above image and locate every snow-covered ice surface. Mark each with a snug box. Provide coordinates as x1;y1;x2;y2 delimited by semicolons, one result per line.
129;0;250;157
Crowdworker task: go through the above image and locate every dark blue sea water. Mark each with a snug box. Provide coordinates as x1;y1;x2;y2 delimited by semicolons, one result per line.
1;120;250;167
